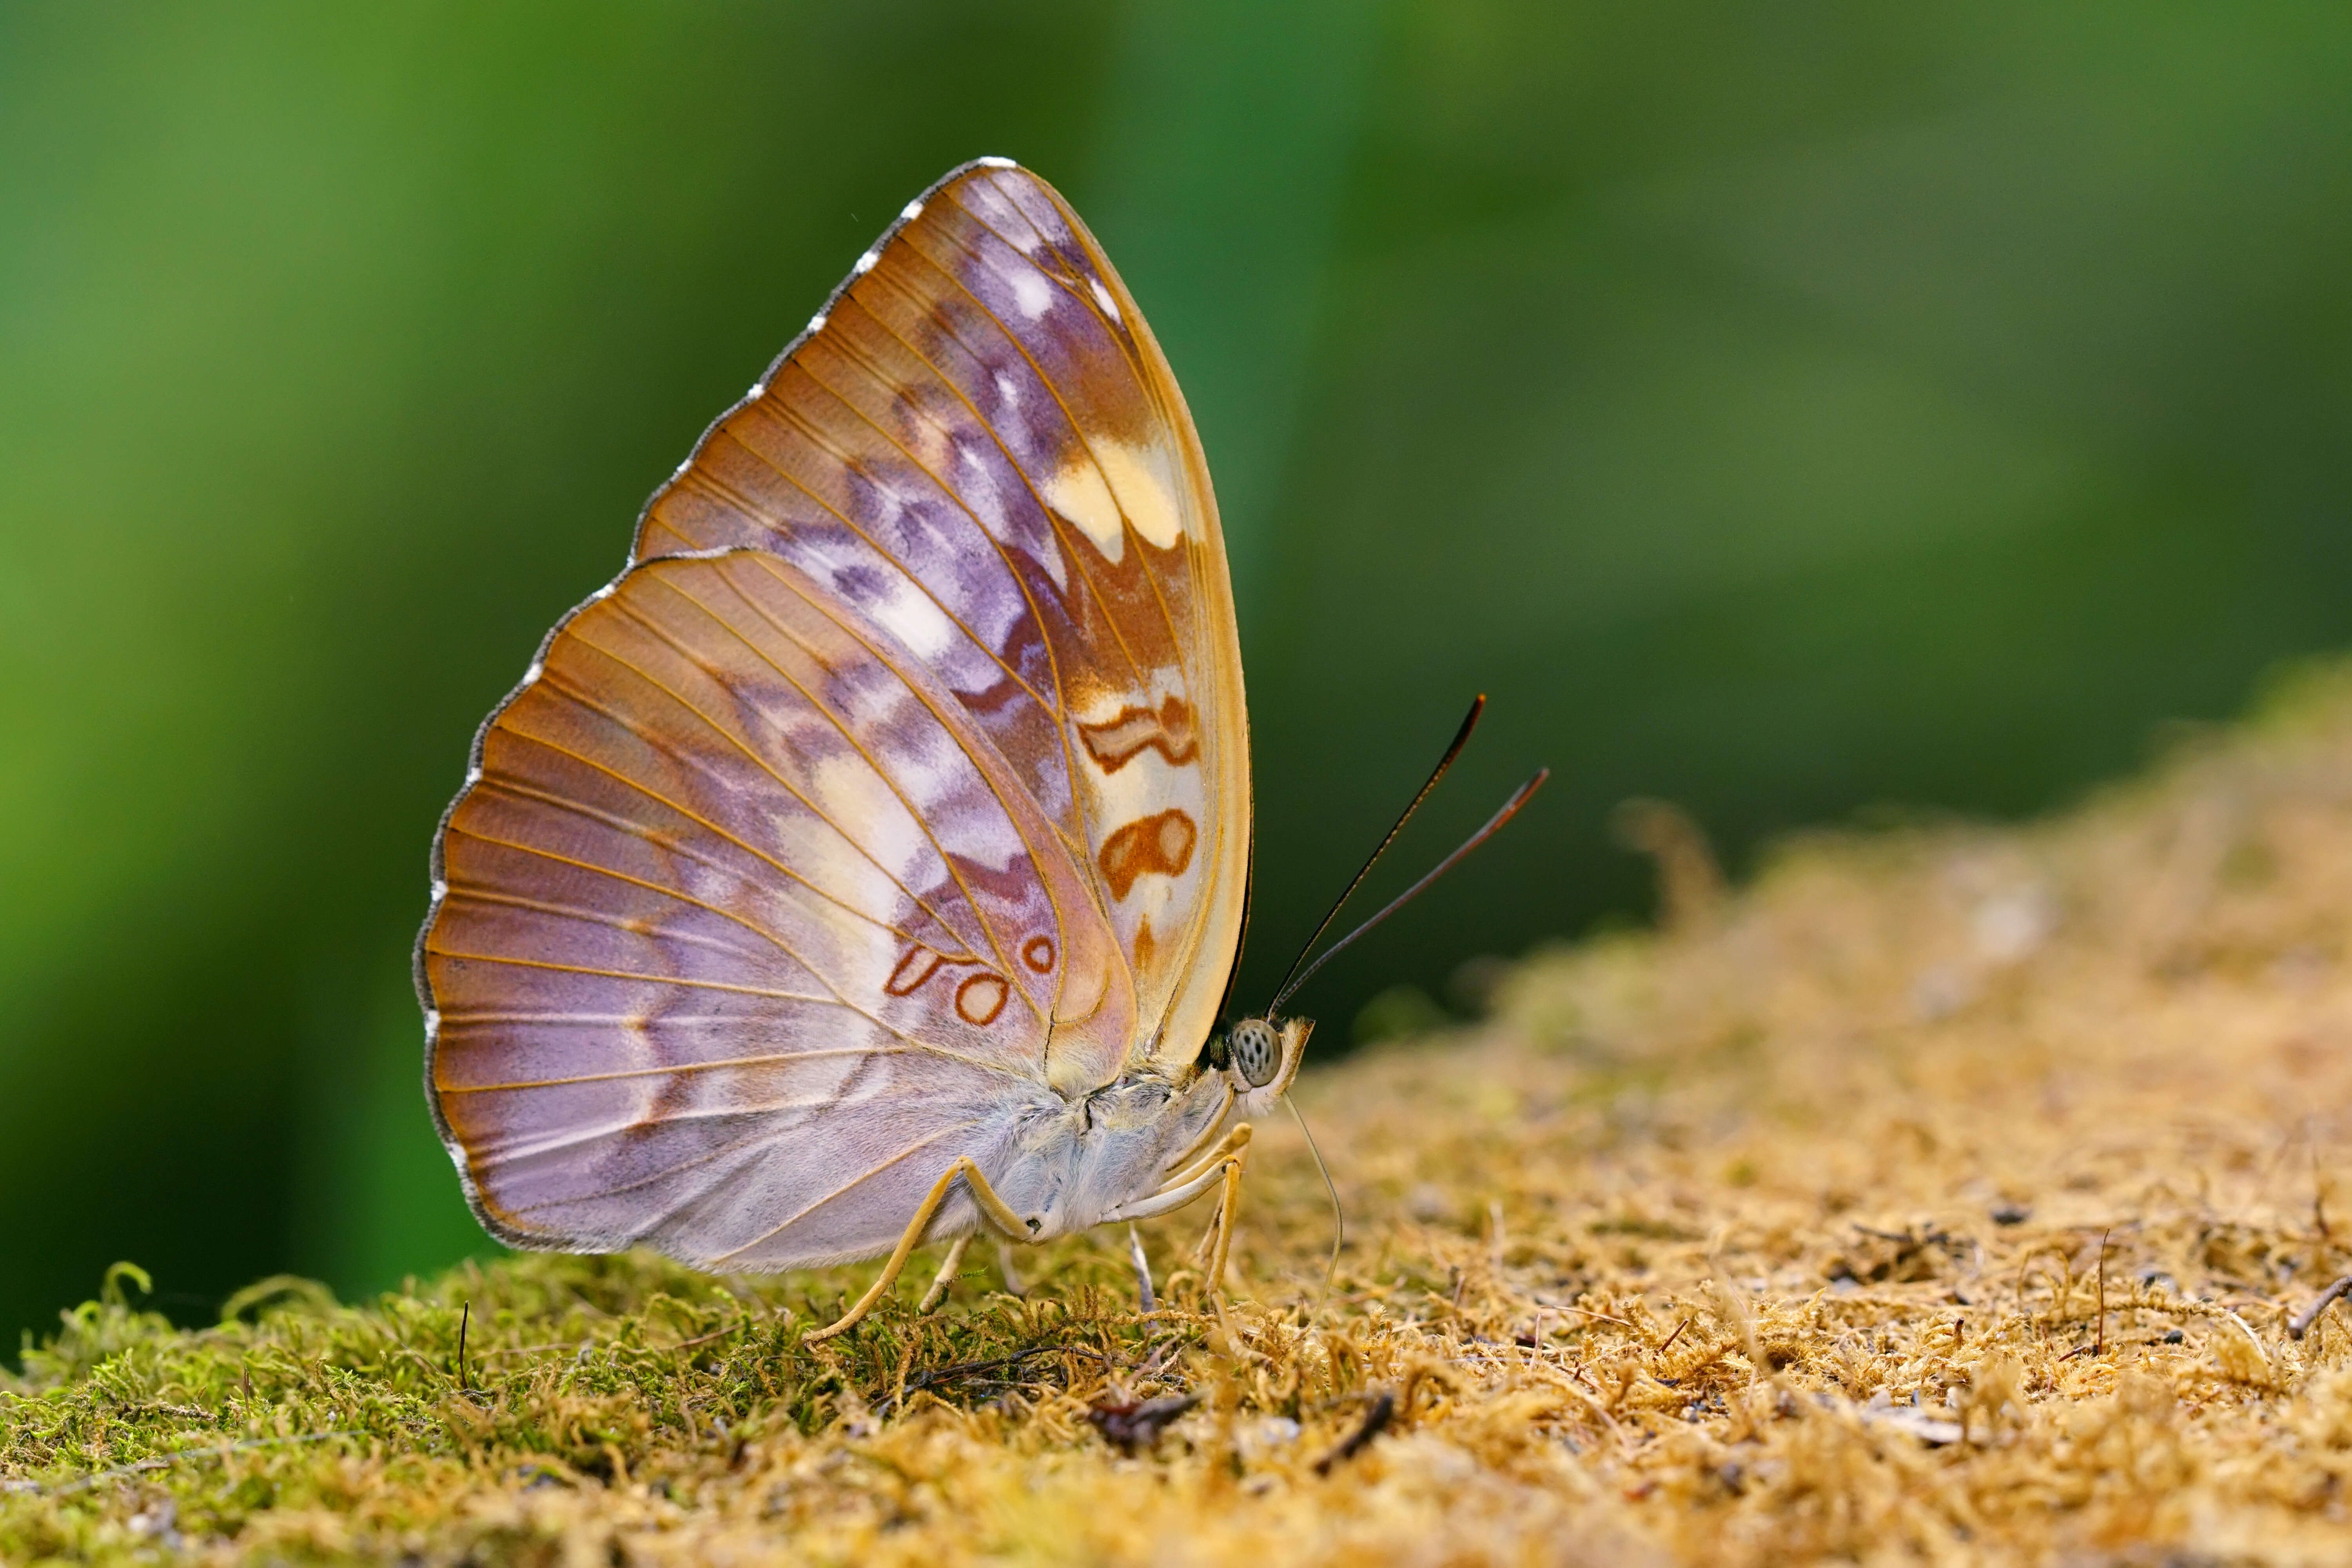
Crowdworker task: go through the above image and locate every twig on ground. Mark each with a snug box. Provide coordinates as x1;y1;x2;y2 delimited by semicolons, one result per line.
1315;1391;1396;1475
2096;1228;2111;1357
2289;1274;2352;1340
878;1344;1120;1413
1088;1392;1197;1454
671;1322;747;1352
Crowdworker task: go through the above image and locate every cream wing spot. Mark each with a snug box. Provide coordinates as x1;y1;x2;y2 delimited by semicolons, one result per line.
1040;457;1127;559
801;750;935;958
1092;439;1186;550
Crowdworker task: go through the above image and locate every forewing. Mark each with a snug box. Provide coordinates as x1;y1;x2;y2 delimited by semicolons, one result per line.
420;549;1134;1268
634;160;1250;1071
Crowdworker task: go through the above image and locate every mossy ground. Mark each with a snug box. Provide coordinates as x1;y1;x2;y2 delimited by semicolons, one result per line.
17;670;2352;1563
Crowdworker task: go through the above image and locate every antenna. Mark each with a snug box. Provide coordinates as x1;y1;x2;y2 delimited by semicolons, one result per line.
1268;695;1490;1011
1269;768;1548;1017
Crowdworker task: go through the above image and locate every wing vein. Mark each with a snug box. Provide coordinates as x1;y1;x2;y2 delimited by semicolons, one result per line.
442;1049;911;1095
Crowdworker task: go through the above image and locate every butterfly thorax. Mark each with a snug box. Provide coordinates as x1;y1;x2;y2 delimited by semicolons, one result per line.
1013;1014;1312;1237
985;1063;1232;1240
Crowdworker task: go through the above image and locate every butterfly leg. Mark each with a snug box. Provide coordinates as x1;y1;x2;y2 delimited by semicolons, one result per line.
805;1156;1030;1343
1143;1122;1254;1204
916;1232;973;1314
1101;1123;1252;1223
1199;1149;1247;1292
1103;1125;1254;1291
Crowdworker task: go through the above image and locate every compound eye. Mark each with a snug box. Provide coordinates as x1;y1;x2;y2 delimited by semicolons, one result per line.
1229;1018;1280;1089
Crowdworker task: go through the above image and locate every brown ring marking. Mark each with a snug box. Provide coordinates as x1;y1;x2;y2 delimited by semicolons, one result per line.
956;973;1008;1027
1022;935;1055;973
886;947;946;997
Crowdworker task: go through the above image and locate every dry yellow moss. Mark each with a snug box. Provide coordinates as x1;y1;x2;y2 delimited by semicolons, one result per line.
15;664;2352;1563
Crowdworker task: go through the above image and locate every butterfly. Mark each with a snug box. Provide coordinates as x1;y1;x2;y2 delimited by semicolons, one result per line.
417;158;1540;1339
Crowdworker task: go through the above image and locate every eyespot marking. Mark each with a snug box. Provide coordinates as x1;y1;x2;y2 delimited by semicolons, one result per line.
1022;936;1055;973
956;972;1007;1026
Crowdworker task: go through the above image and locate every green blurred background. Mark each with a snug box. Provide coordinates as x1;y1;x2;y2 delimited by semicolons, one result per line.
6;0;2350;1350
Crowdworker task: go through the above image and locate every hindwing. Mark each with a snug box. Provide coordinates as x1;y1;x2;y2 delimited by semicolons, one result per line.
424;550;1135;1265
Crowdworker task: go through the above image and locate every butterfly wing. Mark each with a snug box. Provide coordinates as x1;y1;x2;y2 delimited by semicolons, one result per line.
422;549;1134;1267
633;160;1249;1071
419;160;1249;1268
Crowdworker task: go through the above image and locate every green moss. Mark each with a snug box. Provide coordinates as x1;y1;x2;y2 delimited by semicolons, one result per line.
6;1238;1242;1563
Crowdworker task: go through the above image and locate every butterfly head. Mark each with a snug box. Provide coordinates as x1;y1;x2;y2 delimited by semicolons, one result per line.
1207;1014;1313;1113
